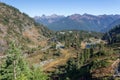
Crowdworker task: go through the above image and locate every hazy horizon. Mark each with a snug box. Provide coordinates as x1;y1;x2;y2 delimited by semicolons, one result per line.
35;13;120;17
1;0;120;17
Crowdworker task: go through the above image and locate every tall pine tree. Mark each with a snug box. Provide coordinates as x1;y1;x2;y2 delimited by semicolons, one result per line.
0;41;31;80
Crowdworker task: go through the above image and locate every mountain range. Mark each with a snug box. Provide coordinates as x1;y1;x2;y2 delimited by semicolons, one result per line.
0;2;120;80
102;18;120;32
34;14;120;32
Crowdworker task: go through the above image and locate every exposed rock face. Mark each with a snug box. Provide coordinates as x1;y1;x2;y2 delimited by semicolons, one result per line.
0;3;52;53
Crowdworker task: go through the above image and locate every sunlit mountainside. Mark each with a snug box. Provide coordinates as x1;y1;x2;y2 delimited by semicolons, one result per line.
0;1;120;80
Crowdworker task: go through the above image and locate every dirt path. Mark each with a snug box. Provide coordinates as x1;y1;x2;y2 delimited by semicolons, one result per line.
43;49;71;71
0;55;7;59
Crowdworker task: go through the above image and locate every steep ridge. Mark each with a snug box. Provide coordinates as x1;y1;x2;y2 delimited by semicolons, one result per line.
102;19;120;32
0;3;52;54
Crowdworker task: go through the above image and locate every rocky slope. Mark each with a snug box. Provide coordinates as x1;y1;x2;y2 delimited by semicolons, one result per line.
0;2;52;54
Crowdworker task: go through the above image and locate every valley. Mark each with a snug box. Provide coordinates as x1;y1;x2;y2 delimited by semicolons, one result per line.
0;2;120;80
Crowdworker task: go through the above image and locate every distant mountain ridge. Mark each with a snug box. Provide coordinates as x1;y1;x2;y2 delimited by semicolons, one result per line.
102;19;120;32
34;14;65;25
34;14;120;32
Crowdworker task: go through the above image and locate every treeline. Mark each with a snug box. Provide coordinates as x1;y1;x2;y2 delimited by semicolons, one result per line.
56;30;103;49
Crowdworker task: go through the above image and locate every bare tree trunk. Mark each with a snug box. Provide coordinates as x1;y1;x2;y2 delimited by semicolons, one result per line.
13;60;16;80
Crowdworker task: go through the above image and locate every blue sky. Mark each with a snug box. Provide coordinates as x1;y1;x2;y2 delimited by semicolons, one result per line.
1;0;120;17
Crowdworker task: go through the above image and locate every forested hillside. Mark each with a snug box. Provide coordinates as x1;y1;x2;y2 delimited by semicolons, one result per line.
0;2;52;80
103;25;120;46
